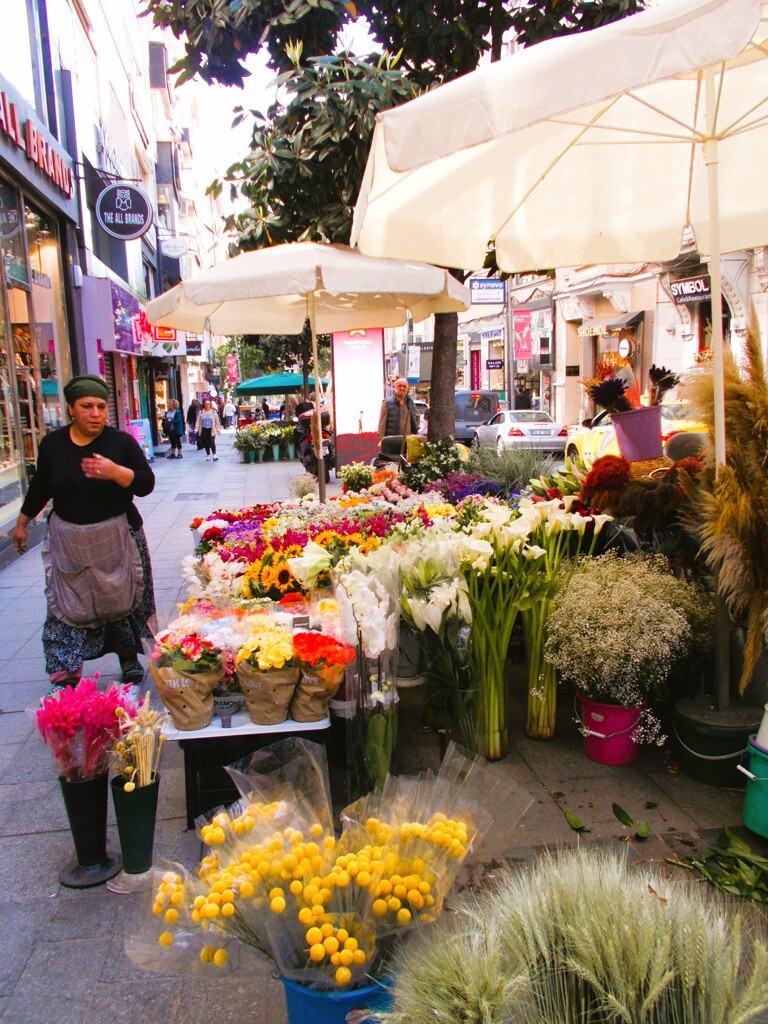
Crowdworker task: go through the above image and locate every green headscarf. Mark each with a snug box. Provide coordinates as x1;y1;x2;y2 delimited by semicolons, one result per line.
63;374;109;404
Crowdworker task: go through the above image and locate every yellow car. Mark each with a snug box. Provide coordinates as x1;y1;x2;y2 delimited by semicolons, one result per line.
565;402;706;467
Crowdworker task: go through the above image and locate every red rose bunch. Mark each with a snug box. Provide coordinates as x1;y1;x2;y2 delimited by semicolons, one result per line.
36;676;134;781
292;632;356;671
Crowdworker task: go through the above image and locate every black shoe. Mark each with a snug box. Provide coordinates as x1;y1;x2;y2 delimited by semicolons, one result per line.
119;658;145;686
167;453;176;459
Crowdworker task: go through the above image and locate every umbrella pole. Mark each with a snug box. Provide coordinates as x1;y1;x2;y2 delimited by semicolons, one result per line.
704;66;730;710
308;293;327;502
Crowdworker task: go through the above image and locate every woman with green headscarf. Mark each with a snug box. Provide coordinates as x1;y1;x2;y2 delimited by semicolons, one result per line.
11;374;156;691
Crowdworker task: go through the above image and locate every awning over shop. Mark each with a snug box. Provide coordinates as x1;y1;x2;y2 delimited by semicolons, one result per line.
577;312;641;337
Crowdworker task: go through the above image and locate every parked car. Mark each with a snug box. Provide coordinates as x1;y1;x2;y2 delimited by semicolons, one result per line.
454;390;501;445
414;399;429;420
565;401;706;467
472;410;569;455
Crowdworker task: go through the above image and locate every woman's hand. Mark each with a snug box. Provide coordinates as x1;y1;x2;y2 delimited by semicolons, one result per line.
81;453;114;479
11;518;29;554
81;454;135;488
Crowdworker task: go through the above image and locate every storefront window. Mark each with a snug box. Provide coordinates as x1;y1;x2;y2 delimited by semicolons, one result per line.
0;176;71;516
25;201;70;428
0;280;23;519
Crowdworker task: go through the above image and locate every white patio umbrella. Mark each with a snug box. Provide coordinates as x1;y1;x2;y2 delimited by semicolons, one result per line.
351;0;768;469
146;241;469;499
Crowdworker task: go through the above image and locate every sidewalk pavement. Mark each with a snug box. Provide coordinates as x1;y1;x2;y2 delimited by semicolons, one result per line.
0;429;764;1023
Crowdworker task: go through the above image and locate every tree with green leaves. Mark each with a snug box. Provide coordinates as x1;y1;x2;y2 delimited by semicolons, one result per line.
211;47;416;248
143;0;645;440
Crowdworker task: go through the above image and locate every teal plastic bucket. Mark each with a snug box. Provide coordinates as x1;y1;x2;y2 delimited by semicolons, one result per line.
280;977;392;1024
742;737;768;839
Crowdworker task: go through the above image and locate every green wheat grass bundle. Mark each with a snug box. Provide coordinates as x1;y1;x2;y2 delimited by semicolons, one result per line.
382;847;768;1024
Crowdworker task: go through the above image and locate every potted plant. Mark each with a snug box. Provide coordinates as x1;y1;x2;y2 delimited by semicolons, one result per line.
261;422;286;461
672;321;768;783
283;423;298;459
232;428;255;462
582;359;680;461
36;677;131;887
544;550;699;764
339;461;374;493
108;693;168;892
149;624;225;730
234;622;300;725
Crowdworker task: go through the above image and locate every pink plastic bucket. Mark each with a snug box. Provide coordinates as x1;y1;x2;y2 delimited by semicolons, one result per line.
612;405;663;462
577;694;642;765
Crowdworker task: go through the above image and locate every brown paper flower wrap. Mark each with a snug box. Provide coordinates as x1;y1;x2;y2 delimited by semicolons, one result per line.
290;664;345;722
149;663;222;731
236;662;300;725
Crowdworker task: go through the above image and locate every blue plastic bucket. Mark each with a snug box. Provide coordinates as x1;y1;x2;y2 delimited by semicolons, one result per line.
742;736;768;839
280;977;392;1024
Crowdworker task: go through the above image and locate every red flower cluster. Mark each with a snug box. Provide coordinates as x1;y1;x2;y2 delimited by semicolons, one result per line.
36;676;134;781
293;632;356;670
581;455;632;511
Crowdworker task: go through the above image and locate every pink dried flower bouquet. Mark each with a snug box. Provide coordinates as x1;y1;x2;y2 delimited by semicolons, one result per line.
36;676;134;781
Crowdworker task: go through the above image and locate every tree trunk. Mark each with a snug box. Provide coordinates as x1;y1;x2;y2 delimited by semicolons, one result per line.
428;310;459;442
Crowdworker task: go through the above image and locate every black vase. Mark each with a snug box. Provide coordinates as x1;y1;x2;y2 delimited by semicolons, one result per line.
58;772;121;888
110;775;160;876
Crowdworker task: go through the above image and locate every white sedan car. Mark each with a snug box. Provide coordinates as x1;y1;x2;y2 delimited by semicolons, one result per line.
472;410;569;455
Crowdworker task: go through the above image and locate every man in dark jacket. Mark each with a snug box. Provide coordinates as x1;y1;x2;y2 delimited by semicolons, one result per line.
377;378;420;441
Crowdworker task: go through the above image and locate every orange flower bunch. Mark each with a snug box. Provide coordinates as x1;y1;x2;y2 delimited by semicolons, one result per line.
293;632;357;671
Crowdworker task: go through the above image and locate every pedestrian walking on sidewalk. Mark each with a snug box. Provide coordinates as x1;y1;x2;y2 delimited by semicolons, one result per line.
222;397;236;428
165;399;185;458
186;397;201;448
10;374;156;690
195;397;222;461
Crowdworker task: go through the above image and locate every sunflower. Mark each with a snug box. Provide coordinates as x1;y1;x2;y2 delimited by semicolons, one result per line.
260;560;296;596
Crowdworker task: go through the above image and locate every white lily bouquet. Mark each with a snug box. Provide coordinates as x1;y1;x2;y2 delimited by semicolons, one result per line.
332;545;401;797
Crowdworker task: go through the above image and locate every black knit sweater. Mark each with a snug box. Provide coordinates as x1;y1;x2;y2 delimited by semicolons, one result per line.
20;425;155;529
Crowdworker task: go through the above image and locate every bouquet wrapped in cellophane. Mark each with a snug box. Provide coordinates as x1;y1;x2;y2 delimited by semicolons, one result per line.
126;739;531;992
35;675;134;781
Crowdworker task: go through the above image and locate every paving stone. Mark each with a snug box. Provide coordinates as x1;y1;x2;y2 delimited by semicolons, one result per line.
0;710;35;745
0;898;53;997
0;778;69;837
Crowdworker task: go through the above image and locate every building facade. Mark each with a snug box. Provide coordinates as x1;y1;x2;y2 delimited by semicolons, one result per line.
0;0;228;550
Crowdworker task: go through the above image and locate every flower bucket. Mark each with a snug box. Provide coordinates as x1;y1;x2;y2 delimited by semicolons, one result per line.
287;442;297;460
576;694;641;765
672;697;760;787
256;448;265;462
246;450;256;463
110;775;160;875
149;664;222;731
58;772;122;888
290;665;345;722
611;405;663;461
280;976;391;1024
741;737;768;839
271;443;282;461
237;663;300;725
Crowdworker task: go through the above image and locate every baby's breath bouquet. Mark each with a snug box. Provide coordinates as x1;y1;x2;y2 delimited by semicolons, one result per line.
545;551;694;744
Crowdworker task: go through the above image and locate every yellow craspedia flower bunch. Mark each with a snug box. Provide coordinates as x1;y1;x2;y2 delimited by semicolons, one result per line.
422;503;458;520
234;623;294;671
401;812;470;860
